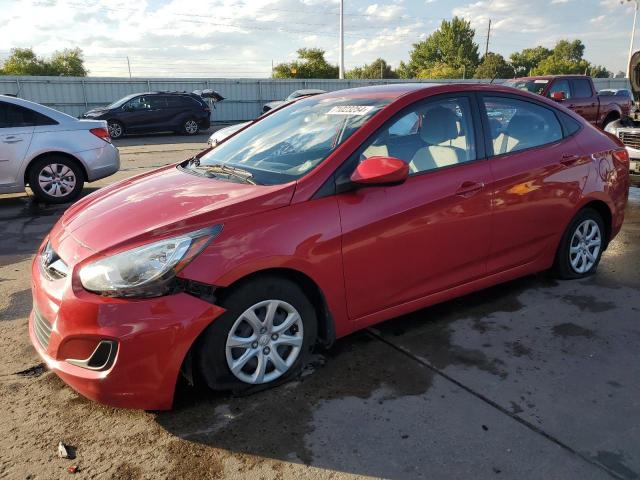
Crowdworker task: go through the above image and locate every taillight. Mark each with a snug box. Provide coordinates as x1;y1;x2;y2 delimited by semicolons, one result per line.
612;148;629;164
90;127;112;143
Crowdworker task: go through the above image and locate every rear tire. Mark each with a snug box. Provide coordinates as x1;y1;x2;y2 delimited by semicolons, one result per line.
183;118;199;135
552;208;605;279
27;155;84;204
196;276;317;393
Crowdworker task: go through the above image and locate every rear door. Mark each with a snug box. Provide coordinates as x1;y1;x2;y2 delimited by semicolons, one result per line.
0;101;35;185
567;78;598;125
479;94;589;274
338;94;493;321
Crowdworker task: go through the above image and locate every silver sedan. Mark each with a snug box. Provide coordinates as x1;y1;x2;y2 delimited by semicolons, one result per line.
0;95;120;203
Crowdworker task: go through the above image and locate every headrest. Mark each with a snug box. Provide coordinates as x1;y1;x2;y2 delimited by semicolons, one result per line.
420;106;459;144
506;114;535;141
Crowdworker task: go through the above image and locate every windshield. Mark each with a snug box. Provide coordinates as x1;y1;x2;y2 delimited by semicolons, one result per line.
191;95;390;185
105;94;137;109
504;79;549;95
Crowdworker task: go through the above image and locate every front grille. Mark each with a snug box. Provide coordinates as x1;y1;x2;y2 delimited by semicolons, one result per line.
619;131;640;150
33;309;52;350
40;242;69;280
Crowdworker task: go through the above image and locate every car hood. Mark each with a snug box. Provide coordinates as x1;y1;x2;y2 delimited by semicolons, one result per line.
51;164;295;261
81;108;109;117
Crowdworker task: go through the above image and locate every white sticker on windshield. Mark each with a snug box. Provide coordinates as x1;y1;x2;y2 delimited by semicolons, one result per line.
534;80;549;84
327;105;375;116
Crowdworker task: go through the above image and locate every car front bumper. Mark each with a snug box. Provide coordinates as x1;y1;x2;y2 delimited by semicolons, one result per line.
29;256;225;410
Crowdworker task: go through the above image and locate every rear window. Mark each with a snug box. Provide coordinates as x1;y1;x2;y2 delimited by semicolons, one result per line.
504;79;549;95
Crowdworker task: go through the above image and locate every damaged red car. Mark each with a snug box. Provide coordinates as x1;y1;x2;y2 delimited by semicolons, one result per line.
30;83;630;410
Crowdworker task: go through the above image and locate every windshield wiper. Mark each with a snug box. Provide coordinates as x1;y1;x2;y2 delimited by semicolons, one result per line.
193;163;257;185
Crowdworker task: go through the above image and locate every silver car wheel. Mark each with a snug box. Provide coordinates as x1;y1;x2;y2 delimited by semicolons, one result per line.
37;163;77;198
569;219;601;274
185;120;198;134
225;299;304;385
108;122;123;138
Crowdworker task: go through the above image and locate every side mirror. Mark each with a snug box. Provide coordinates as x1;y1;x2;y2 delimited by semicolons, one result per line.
550;91;567;102
350;156;409;186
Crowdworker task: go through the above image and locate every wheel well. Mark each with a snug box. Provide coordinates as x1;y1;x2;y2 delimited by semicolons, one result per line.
216;268;336;348
24;152;88;186
582;200;612;248
602;111;620;127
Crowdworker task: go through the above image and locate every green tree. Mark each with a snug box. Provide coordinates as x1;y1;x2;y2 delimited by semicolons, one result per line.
346;58;397;79
588;65;611;78
473;52;514;79
1;47;88;76
416;62;465;79
1;48;47;75
273;48;338;79
509;46;552;76
531;39;589;75
49;48;87;76
401;16;479;79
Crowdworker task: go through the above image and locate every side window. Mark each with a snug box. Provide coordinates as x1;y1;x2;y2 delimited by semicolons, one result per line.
125;96;150;111
148;96;167;109
166;96;183;107
0;102;53;128
571;79;593;99
483;96;563;155
361;97;476;174
547;79;571;100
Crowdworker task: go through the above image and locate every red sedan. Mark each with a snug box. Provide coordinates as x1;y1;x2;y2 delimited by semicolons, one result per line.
30;83;630;410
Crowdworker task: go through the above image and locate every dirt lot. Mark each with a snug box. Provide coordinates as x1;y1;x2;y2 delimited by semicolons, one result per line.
1;132;640;479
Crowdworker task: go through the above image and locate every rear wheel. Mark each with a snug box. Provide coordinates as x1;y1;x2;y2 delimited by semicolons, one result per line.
552;208;605;279
196;276;317;392
183;118;199;135
28;156;84;204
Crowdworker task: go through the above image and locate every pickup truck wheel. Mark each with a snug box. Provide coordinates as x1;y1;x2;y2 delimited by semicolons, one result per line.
28;156;84;204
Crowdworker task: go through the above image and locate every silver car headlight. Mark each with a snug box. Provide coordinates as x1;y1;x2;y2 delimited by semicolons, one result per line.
79;225;222;297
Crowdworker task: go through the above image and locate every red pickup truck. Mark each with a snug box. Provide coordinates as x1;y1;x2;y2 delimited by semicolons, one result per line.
504;75;631;129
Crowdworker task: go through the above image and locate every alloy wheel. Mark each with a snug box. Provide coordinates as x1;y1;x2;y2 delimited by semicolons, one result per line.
185;120;198;134
108;122;123;138
569;219;602;274
37;163;77;198
225;299;304;384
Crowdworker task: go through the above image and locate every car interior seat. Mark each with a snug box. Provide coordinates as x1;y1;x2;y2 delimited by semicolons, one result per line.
409;106;465;173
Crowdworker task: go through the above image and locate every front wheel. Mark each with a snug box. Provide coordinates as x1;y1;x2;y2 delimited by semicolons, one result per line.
107;120;124;139
27;156;84;204
552;208;605;279
197;277;317;392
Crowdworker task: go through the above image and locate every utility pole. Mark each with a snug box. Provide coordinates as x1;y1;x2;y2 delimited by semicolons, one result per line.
484;19;491;57
126;56;132;79
626;0;639;78
339;0;345;79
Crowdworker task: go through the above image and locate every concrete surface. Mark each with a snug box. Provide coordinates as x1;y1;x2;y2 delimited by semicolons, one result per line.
0;135;639;479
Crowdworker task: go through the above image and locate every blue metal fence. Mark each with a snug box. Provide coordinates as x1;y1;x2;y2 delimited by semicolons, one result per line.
0;75;631;123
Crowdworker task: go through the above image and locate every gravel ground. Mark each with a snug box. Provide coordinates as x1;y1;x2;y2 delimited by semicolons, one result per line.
1;133;639;479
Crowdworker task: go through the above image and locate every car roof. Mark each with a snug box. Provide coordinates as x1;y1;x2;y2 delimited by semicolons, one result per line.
511;75;590;81
0;94;77;123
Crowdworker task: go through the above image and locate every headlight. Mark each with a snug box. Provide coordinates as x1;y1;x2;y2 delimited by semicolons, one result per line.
79;225;222;297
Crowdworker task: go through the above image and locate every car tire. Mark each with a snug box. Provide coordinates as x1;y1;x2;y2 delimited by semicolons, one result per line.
182;118;199;135
107;120;124;139
552;208;606;279
196;276;318;393
27;155;84;204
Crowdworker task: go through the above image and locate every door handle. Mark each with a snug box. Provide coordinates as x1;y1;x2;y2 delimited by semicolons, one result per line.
456;181;485;197
2;136;23;144
560;154;581;166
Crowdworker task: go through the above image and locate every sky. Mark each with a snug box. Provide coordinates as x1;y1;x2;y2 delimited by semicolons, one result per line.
0;0;637;77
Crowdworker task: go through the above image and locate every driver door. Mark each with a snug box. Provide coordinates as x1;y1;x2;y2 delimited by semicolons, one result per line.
337;94;493;322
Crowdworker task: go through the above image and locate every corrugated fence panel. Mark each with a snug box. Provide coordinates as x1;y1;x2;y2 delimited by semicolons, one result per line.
0;76;632;123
